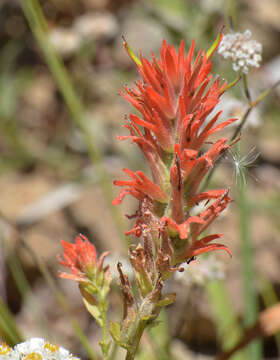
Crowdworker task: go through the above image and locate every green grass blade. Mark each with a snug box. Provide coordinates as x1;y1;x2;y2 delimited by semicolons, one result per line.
0;298;23;345
238;182;262;359
148;309;171;360
6;250;51;338
206;280;245;360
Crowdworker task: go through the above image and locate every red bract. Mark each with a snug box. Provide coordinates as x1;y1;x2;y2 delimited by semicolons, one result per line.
113;37;236;269
58;234;109;282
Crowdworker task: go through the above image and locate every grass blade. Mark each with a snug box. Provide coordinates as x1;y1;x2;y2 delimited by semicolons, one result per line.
0;298;23;345
207;280;245;360
238;181;262;359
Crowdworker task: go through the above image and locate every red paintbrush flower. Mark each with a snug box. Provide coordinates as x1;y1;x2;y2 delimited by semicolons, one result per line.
114;36;236;275
58;234;109;282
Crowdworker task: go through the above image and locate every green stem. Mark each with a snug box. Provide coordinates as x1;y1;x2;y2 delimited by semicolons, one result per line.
101;306;110;359
226;0;238;30
108;342;118;360
125;320;147;360
242;74;252;104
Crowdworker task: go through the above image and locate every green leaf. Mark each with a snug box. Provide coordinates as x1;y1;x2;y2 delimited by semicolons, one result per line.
99;340;110;356
0;298;23;345
109;322;128;349
157;293;176;307
123;37;142;66
206;32;223;59
82;297;103;327
79;285;97;305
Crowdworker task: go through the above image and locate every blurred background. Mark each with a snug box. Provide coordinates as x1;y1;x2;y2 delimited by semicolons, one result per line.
0;0;280;359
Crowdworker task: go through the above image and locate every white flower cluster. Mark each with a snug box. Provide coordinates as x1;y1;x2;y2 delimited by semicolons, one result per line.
218;30;262;74
0;338;80;360
175;254;225;286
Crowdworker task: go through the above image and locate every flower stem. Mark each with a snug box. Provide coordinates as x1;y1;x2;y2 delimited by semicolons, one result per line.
242;74;252;104
102;312;109;358
125;320;147;360
98;294;110;358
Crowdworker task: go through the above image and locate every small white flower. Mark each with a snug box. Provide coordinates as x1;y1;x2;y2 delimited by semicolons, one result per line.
0;343;19;359
15;338;44;354
218;30;262;74
8;338;81;360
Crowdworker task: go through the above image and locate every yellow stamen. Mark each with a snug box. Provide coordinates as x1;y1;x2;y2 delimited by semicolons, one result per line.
44;342;59;353
25;353;43;360
0;343;12;355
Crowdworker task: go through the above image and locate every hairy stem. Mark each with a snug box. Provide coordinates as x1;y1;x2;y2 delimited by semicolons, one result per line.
125;320;147;360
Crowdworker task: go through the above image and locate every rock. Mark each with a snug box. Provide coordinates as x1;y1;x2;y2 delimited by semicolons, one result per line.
73;12;118;41
49;27;81;57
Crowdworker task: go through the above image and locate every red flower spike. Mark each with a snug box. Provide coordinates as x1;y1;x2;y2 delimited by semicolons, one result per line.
58;234;109;282
114;38;237;268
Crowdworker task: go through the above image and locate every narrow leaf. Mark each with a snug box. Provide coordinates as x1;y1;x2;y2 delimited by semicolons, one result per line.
122;36;142;66
206;32;223;59
157;293;176;307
